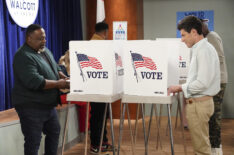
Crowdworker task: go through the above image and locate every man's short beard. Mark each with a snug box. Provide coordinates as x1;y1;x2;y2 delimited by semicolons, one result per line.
38;47;45;53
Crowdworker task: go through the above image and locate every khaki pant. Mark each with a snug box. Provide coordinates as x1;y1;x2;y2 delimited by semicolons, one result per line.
186;97;214;155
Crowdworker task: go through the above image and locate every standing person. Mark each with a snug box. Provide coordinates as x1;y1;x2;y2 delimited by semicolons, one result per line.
201;19;228;155
89;22;112;154
168;16;220;155
12;24;70;155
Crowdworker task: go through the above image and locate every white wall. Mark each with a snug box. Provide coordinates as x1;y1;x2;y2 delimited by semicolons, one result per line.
144;0;234;118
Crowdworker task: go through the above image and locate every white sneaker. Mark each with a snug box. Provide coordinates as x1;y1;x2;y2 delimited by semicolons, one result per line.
211;148;216;155
211;148;223;155
215;148;223;155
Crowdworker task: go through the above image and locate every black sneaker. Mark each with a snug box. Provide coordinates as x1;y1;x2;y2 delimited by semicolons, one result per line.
90;145;110;155
102;142;116;152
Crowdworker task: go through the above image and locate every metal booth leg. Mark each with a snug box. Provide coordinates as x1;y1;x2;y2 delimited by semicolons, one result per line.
98;103;108;154
167;104;174;155
153;104;162;150
61;101;71;155
146;104;154;150
109;102;116;155
166;104;173;136
156;104;163;150
141;103;148;155
134;104;140;145
84;102;90;155
126;104;135;155
117;102;126;155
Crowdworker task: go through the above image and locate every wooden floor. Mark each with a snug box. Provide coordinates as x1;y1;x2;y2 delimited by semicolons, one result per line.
64;117;234;155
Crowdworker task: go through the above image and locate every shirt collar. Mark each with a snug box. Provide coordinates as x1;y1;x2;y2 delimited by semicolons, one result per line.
191;38;207;50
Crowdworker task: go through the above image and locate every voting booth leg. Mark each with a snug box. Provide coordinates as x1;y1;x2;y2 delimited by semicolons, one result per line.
146;104;154;150
167;104;174;155
126;104;135;155
154;104;162;150
177;95;187;155
141;104;148;155
166;104;173;136
109;103;116;155
134;104;140;145
156;105;163;150
84;102;90;155
117;102;126;155
61;101;71;155
98;103;108;154
175;102;180;129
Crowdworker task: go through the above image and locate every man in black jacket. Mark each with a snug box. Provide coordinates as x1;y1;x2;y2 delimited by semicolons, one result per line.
12;24;69;155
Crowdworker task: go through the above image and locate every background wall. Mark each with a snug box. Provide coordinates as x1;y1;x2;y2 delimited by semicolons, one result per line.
144;0;234;118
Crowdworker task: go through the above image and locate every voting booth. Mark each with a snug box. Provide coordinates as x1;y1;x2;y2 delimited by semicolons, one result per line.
69;40;123;96
123;40;179;96
67;40;186;155
68;40;123;155
119;40;183;155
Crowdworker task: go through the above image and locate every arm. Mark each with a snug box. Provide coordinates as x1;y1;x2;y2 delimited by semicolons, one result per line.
58;71;69;79
14;53;69;91
43;79;69;90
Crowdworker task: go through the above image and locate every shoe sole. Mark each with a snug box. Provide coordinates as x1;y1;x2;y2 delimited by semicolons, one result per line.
90;151;111;155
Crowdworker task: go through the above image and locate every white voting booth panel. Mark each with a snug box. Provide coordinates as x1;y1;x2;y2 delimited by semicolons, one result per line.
113;41;124;94
123;40;179;97
69;41;123;96
157;38;190;81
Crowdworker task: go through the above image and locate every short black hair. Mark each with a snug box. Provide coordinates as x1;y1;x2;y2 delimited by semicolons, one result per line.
26;24;42;37
177;16;203;35
95;22;108;33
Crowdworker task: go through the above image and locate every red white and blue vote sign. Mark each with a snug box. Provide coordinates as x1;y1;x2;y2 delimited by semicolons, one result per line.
123;41;168;96
70;41;118;95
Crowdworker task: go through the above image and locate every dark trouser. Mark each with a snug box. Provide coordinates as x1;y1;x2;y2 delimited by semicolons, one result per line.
15;107;61;155
90;102;108;146
209;83;226;148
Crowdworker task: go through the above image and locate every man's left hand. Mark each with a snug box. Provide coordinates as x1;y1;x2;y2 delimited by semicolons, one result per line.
167;85;182;96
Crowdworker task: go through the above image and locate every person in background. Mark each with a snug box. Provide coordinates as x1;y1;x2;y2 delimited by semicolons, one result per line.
59;50;70;77
201;19;228;155
168;16;220;155
89;22;113;155
12;24;70;155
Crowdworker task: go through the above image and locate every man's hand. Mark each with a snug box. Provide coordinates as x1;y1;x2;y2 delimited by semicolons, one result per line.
167;85;182;96
59;71;68;79
57;79;70;89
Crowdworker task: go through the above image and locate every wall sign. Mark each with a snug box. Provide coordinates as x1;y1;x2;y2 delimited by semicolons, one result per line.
176;10;214;38
6;0;39;28
113;21;127;40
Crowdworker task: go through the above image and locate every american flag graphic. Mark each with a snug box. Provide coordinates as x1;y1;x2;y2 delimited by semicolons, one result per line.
131;52;157;70
179;56;182;61
77;53;103;69
115;53;122;67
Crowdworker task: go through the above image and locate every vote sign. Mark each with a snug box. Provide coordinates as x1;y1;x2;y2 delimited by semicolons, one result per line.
123;41;168;96
70;41;120;95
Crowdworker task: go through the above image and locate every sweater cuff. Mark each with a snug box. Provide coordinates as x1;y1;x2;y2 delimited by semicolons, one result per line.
38;79;46;90
182;83;190;98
